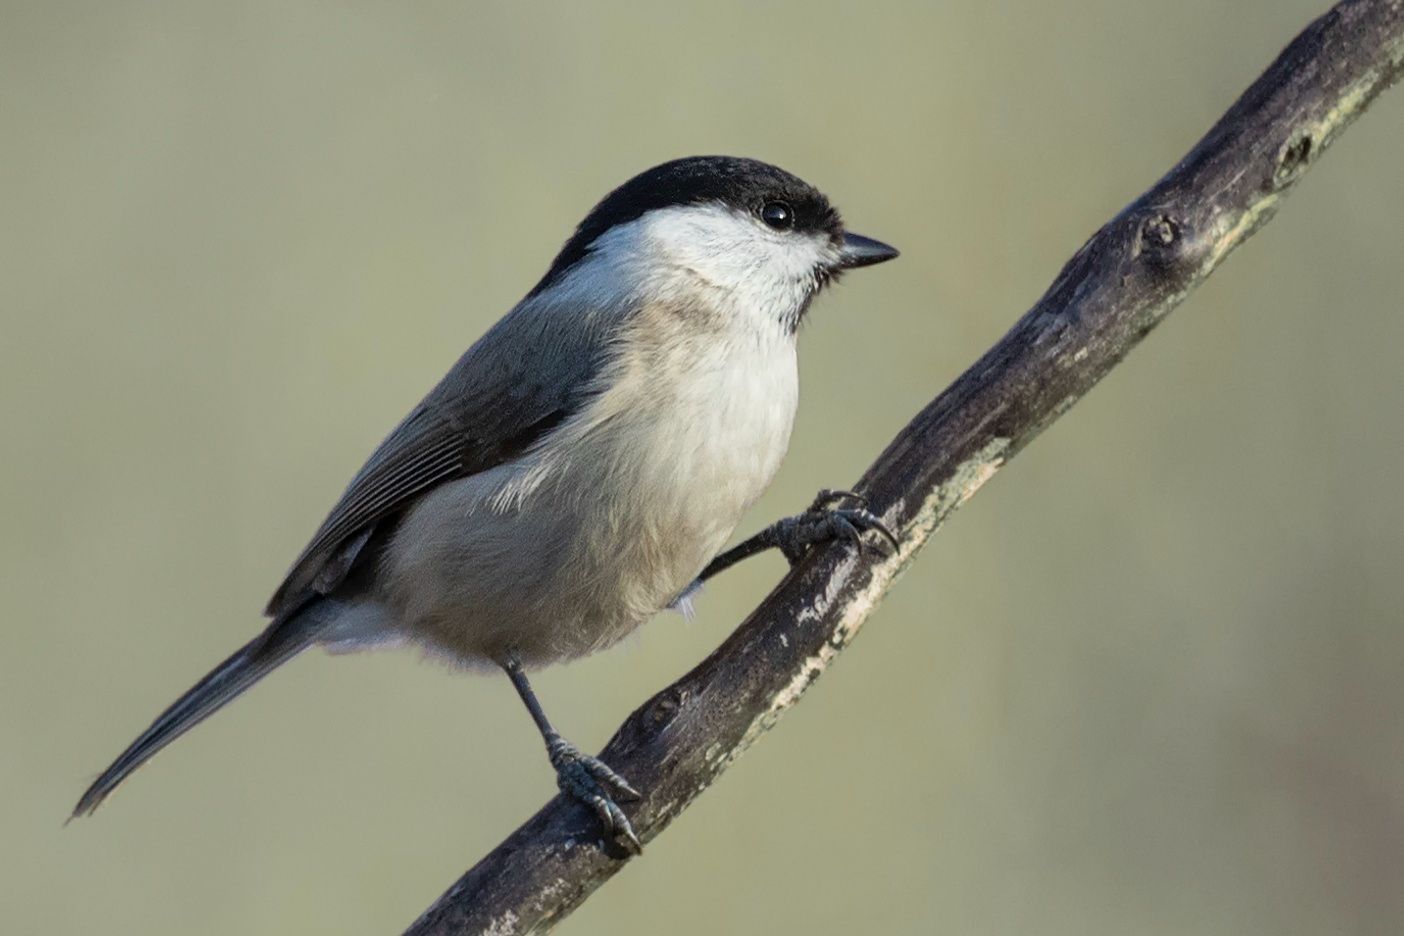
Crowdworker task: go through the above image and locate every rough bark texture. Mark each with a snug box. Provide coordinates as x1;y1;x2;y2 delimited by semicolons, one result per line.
404;2;1404;933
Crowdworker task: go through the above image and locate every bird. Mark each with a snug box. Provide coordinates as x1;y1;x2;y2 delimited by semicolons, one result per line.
73;155;899;850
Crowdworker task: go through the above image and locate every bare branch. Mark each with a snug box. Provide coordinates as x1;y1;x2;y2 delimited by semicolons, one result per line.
404;2;1404;932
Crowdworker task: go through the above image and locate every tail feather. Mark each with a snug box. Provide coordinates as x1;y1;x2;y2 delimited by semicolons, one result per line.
72;611;323;819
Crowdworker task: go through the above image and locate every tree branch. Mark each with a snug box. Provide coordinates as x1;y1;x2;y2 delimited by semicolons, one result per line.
404;2;1404;932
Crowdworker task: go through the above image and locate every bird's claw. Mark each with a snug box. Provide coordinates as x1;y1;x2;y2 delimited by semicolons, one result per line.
548;736;642;853
773;490;900;565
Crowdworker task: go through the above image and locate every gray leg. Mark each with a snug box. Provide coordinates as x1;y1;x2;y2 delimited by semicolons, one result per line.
698;489;899;583
502;655;642;853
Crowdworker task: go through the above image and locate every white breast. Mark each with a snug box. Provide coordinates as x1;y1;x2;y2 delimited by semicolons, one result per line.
604;301;800;543
533;300;799;628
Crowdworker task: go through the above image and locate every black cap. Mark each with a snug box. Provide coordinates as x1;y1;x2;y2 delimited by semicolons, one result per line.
531;156;842;296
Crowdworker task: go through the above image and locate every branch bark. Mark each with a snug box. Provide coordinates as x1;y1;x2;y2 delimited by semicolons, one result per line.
405;2;1404;932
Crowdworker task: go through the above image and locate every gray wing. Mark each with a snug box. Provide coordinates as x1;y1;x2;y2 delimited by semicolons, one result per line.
264;296;622;618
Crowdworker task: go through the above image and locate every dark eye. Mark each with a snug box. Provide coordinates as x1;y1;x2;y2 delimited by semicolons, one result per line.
760;201;794;230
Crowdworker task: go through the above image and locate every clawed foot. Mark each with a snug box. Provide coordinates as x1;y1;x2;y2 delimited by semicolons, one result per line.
696;488;901;584
770;489;900;565
548;735;642;853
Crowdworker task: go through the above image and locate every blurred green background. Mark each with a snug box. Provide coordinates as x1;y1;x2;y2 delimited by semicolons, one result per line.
5;2;1403;933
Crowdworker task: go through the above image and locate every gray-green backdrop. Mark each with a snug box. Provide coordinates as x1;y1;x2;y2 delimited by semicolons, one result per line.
5;2;1402;933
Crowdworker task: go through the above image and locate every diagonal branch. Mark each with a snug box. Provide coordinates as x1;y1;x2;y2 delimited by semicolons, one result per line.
404;2;1404;932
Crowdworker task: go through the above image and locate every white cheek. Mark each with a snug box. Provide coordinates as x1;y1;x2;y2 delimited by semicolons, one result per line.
589;204;833;328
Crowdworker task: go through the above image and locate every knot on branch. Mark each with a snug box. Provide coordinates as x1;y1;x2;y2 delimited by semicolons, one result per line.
641;685;688;734
611;684;691;756
1133;211;1196;282
1273;133;1315;188
1139;213;1182;251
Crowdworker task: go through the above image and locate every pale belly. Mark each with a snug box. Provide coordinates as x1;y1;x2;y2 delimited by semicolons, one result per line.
381;331;800;669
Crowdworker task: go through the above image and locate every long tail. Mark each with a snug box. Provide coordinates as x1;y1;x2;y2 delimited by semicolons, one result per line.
71;606;327;818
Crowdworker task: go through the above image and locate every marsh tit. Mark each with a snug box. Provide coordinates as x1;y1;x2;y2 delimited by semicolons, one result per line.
74;156;899;850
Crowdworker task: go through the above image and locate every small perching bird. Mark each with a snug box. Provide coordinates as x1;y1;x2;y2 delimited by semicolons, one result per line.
74;156;899;850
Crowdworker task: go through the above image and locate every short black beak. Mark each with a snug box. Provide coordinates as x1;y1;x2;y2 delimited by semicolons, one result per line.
834;232;900;270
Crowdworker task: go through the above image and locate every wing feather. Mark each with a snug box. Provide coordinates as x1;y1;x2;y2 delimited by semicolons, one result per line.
263;404;467;616
263;287;625;619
